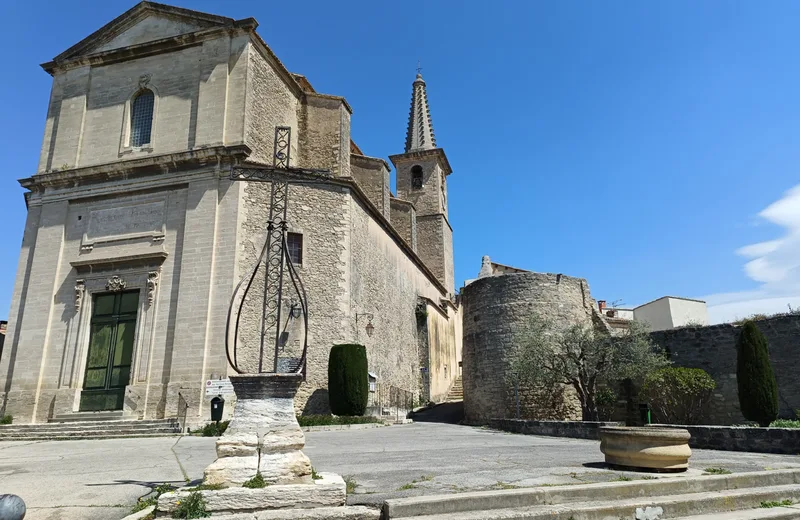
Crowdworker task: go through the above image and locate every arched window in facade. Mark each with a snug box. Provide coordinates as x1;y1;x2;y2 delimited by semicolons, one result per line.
411;165;423;189
130;89;155;148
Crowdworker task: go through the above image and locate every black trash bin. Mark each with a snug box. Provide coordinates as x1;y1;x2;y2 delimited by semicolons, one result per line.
211;396;225;422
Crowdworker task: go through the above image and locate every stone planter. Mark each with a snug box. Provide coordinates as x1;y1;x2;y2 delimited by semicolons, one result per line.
599;426;691;471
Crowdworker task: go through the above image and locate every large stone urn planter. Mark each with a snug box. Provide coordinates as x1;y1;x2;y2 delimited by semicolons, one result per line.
599;426;691;471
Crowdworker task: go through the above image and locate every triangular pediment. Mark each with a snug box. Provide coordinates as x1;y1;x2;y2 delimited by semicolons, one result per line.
53;2;236;62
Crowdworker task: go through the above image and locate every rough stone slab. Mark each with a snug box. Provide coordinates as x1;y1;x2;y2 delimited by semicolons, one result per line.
209;505;380;519
159;473;345;514
204;450;312;486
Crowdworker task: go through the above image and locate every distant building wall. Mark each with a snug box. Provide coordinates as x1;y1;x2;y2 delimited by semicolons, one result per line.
633;298;674;331
650;315;800;424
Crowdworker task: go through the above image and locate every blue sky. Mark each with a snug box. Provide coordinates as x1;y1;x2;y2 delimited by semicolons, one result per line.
1;1;800;324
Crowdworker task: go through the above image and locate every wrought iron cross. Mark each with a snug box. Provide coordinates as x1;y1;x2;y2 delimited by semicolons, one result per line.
225;126;331;376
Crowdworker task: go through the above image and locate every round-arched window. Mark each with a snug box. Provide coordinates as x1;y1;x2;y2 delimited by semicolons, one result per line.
130;89;155;147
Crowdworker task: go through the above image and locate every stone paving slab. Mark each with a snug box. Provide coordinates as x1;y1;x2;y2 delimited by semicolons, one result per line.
0;422;798;519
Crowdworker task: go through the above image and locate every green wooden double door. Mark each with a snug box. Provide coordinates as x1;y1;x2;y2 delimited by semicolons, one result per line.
79;290;139;412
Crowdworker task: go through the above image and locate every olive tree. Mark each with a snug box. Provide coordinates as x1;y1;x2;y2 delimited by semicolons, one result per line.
507;315;669;421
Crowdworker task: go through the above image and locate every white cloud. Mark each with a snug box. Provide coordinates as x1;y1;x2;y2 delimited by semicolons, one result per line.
703;184;800;324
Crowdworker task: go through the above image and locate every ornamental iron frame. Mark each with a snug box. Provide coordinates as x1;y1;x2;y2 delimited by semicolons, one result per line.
225;126;331;377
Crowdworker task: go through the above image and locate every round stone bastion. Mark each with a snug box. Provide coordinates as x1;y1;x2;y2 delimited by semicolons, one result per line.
461;271;603;424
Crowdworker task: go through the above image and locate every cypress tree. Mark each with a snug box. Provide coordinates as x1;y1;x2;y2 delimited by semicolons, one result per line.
328;344;369;416
736;321;779;427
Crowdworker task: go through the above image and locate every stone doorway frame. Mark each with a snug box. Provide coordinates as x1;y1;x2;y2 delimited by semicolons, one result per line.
63;254;165;417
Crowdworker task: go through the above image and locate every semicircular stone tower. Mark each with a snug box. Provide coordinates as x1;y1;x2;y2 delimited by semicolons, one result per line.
461;270;609;424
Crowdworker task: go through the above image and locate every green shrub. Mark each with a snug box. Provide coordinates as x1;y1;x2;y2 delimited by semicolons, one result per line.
640;367;716;425
171;490;209;518
0;415;12;425
770;419;800;429
297;414;380;427
328;344;369;416
737;321;779;427
595;388;617;421
242;472;267;488
200;420;229;437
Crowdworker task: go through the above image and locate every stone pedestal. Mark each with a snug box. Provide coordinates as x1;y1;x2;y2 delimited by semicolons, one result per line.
599;426;692;471
204;373;312;487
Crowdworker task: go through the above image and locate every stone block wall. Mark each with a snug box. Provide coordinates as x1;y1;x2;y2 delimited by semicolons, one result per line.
462;272;602;424
650;424;800;455
651;316;800;425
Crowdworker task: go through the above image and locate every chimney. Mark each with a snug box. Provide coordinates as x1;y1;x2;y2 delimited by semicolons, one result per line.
598;300;606;311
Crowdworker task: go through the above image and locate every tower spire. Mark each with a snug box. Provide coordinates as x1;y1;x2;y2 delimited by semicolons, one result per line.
404;70;437;153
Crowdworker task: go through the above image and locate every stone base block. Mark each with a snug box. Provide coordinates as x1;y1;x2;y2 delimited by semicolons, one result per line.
158;473;345;515
204;450;312;486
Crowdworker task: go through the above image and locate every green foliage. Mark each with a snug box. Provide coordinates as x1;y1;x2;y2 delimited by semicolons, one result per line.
200;420;229;437
704;467;732;475
736;321;779;427
297;414;380;427
242;472;267;488
311;467;322;480
761;500;793;508
770;419;800;429
0;414;12;425
171;490;210;518
328;344;369;416
640;367;716;425
130;483;176;516
131;496;158;513
509;316;669;421
344;475;358;494
595;388;617;421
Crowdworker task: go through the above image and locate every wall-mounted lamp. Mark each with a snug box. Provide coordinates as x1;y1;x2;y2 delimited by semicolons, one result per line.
355;313;375;340
290;302;302;319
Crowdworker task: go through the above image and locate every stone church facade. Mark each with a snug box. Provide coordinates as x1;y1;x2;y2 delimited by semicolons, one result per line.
0;2;460;425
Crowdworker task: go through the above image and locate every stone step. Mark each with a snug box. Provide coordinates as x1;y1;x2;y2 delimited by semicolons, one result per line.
51;410;136;422
675;506;800;519
399;484;800;520
0;419;177;430
0;418;180;440
383;469;800;518
208;505;381;520
0;432;182;442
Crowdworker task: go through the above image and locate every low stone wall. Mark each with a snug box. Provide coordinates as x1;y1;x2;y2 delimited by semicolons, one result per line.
650;424;800;455
488;418;623;440
650;315;800;424
490;419;800;454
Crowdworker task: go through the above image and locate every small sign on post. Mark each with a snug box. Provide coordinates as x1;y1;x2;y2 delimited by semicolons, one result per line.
205;378;235;397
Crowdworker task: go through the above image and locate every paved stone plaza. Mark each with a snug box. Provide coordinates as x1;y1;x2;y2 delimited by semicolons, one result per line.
1;423;799;519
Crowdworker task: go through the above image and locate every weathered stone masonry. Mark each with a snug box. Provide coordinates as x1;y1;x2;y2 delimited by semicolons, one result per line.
651;315;800;425
462;271;604;424
0;2;462;424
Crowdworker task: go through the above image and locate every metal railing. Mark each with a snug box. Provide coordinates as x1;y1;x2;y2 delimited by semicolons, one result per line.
367;384;415;423
177;392;189;433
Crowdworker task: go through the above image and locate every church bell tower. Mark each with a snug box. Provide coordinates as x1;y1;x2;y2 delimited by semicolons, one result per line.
390;72;454;295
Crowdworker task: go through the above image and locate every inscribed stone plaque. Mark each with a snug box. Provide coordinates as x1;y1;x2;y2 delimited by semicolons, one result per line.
87;201;165;239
